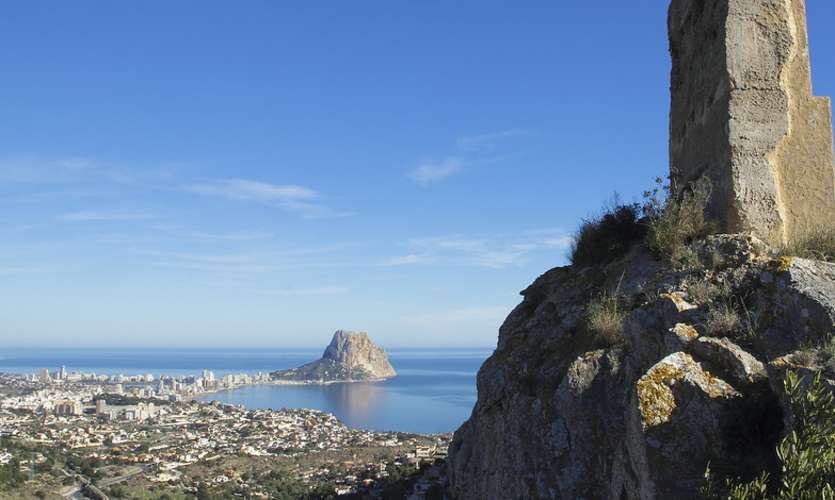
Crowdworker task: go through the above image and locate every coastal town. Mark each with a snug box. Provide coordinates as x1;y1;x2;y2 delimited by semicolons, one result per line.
0;371;451;500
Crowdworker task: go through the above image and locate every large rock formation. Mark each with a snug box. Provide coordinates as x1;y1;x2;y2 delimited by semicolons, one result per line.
447;235;835;499
669;0;835;245
271;330;396;383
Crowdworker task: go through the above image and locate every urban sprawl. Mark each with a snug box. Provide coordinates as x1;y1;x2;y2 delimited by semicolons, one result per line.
0;368;451;500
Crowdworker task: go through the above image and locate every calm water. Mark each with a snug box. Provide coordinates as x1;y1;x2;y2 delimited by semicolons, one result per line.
0;347;492;434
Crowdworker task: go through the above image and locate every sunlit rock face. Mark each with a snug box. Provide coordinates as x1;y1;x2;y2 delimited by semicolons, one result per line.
448;235;835;500
272;330;396;383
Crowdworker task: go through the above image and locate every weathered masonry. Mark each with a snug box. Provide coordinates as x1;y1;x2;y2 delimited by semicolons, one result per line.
669;0;835;244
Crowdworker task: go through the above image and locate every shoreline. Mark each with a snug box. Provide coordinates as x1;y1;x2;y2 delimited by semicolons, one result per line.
185;376;395;402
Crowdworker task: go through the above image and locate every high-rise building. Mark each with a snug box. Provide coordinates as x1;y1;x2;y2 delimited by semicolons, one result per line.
60;366;66;380
39;368;49;383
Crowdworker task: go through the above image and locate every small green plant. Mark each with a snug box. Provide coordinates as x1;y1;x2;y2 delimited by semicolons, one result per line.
705;303;740;337
645;174;717;265
586;292;626;347
702;371;835;499
818;337;835;377
780;223;835;262
569;194;646;268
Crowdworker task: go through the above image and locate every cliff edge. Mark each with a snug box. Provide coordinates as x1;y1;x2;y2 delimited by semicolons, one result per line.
447;235;835;499
272;330;396;383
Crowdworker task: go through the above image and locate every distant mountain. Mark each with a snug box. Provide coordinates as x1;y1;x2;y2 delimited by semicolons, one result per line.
271;330;396;383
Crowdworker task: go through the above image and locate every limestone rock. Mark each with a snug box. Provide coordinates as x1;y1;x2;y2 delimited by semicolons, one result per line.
271;330;396;382
447;235;832;500
693;337;766;385
669;0;835;245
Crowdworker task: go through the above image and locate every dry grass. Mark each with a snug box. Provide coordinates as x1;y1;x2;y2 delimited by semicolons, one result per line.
687;279;721;306
586;293;626;347
705;303;740;337
781;223;835;262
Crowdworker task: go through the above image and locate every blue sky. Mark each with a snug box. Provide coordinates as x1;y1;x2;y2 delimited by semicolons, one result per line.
2;1;834;349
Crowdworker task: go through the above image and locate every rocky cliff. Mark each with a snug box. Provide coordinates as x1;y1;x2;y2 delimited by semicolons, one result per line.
447;235;835;499
272;330;396;383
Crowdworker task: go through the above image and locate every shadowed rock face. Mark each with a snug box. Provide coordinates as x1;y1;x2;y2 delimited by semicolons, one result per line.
447;235;835;500
272;330;396;382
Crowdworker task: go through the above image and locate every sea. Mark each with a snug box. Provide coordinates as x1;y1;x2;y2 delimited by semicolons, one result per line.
0;347;494;435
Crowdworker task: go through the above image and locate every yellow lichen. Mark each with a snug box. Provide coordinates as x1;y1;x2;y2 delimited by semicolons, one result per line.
672;323;699;340
637;362;684;428
766;256;794;274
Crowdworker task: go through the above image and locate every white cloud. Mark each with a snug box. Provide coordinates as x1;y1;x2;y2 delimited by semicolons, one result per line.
411;236;487;252
259;286;350;296
188;179;317;202
186;179;347;219
406;129;543;185
169;230;273;241
386;254;437;266
0;267;50;274
455;129;528;151
388;230;571;269
57;211;154;221
406;158;464;185
404;306;510;331
0;156;96;183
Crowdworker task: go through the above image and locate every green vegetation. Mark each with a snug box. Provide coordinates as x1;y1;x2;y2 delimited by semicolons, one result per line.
0;457;27;489
569;172;716;269
702;371;835;499
644;175;716;265
569;196;645;267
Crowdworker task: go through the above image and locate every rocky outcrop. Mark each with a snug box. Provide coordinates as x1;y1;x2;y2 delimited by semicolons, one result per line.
447;235;835;500
272;330;396;383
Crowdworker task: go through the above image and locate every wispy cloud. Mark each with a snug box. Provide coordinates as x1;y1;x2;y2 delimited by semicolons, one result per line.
57;211;155;221
186;179;345;219
258;286;350;296
0;156;96;183
407;129;541;185
386;254;438;266
386;230;570;269
455;129;528;152
403;306;510;331
188;179;317;202
406;158;464;185
168;230;274;241
0;267;51;274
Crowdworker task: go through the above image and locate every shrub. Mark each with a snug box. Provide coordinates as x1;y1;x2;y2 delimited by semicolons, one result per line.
586;292;626;347
819;338;835;377
569;195;645;267
645;174;716;265
702;371;835;499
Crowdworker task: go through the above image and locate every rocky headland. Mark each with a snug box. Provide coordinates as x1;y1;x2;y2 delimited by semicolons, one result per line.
271;330;396;383
447;0;835;498
447;235;835;499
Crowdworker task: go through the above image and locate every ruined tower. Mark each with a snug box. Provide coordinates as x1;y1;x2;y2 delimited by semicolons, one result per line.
669;0;835;244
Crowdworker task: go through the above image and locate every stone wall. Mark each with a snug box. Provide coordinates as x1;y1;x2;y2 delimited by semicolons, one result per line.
669;0;834;244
